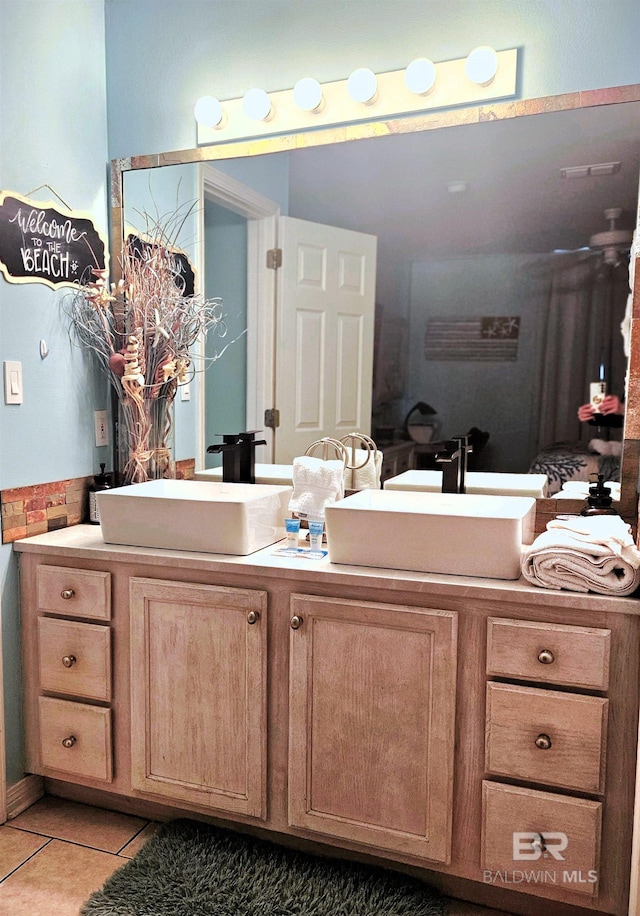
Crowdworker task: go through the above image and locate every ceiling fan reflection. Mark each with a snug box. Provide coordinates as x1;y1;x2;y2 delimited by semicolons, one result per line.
553;207;634;266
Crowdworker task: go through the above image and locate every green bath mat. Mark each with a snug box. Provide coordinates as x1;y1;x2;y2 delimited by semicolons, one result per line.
81;819;445;915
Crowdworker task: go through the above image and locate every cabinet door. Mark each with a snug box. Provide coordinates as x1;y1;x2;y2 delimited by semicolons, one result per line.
288;594;457;863
130;578;267;818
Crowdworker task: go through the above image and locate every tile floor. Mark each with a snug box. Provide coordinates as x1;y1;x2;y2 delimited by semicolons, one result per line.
0;795;515;915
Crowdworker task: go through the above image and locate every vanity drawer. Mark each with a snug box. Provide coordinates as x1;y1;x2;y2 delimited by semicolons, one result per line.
485;682;608;794
38;617;111;702
39;696;112;782
37;565;111;621
482;781;601;897
486;618;610;689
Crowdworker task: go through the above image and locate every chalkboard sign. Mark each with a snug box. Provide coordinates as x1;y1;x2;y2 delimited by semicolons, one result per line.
126;233;195;298
0;191;107;289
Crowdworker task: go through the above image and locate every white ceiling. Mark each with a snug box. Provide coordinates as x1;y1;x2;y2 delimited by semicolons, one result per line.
287;100;639;262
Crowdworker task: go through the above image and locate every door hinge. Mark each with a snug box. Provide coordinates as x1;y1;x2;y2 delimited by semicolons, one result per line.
266;248;282;269
264;408;280;429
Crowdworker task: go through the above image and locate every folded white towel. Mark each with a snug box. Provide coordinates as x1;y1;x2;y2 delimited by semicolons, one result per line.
343;448;382;490
553;480;621;500
289;456;345;520
521;514;640;596
588;438;622;457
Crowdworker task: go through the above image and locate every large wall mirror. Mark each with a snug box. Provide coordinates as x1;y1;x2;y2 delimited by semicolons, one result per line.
112;85;640;525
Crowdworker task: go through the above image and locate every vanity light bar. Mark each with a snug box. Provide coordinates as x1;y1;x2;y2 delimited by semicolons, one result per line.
195;48;518;146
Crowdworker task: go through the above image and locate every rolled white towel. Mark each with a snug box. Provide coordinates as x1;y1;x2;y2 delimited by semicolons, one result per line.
289;456;345;519
521;514;640;596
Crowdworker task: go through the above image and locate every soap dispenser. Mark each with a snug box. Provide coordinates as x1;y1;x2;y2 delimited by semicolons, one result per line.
580;474;619;517
88;463;112;525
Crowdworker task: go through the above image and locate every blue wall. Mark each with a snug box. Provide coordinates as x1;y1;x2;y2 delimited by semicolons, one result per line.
104;0;640;160
2;0;640;790
408;254;549;472
0;0;108;784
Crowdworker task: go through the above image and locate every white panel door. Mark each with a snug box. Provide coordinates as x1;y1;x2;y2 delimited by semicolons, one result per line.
274;216;377;463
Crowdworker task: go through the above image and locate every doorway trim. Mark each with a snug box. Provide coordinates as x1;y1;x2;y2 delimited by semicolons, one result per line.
197;166;280;467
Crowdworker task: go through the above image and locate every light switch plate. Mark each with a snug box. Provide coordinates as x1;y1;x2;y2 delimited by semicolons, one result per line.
3;360;23;404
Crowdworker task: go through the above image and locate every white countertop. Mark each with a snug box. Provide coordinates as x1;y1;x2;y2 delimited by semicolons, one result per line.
13;524;640;615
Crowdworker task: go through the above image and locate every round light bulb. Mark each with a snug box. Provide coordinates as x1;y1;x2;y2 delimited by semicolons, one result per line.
404;58;436;95
464;46;499;85
242;87;273;121
193;96;225;128
293;77;324;112
347;68;378;105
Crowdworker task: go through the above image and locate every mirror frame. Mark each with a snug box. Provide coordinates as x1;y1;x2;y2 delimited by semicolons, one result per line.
110;83;640;532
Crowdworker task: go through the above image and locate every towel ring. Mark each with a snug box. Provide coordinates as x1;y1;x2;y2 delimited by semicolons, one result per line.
339;433;376;470
304;437;348;466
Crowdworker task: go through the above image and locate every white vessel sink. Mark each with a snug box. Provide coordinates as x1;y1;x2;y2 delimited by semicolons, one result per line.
325;489;536;580
384;470;548;498
193;464;293;486
97;479;292;556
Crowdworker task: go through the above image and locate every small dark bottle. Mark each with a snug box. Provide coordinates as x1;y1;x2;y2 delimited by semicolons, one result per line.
580;474;619;517
88;463;112;525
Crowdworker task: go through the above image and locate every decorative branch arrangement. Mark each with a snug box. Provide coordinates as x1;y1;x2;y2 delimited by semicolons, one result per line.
67;206;227;484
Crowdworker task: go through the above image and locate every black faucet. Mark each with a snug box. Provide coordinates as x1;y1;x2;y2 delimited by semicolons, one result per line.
436;435;473;494
206;431;267;484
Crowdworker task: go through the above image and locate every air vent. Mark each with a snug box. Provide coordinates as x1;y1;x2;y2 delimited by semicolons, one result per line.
560;162;621;179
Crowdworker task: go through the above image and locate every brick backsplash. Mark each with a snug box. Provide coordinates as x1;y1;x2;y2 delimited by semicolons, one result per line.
1;477;90;544
1;458;195;545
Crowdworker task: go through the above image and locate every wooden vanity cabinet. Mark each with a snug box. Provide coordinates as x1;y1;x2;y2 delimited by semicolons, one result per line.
23;564;113;783
129;577;267;819
378;441;415;484
485;681;608;794
482;615;633;907
17;534;640;916
482;782;603;897
287;594;457;863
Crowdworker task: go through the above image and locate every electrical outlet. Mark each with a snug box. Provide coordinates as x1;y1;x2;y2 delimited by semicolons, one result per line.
94;409;109;447
180;384;191;402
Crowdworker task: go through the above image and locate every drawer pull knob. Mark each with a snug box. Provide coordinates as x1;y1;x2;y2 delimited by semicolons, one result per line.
537;649;554;665
60;588;75;600
535;733;552;750
247;611;259;625
531;832;546;854
61;735;76;749
290;615;303;630
61;655;76;668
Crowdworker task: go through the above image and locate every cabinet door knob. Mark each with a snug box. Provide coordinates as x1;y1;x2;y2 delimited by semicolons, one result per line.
535;733;552;750
290;615;303;629
60;588;75;600
537;649;554;665
531;832;546;854
61;735;76;749
247;610;259;625
61;655;76;668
